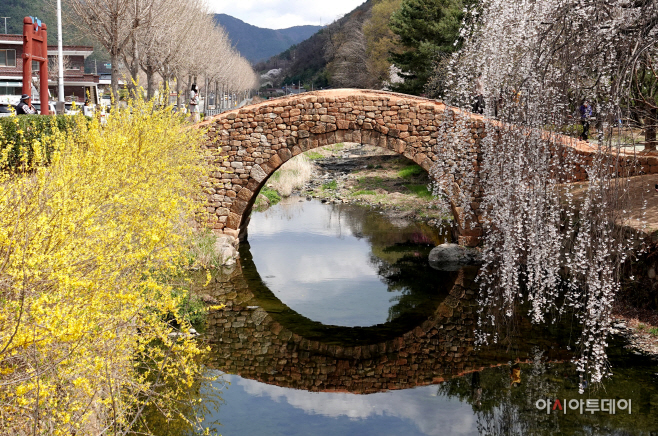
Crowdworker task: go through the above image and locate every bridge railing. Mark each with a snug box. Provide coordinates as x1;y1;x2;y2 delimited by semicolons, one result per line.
204;107;230;117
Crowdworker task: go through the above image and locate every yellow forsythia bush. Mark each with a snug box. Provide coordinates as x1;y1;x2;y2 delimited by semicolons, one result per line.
0;97;215;434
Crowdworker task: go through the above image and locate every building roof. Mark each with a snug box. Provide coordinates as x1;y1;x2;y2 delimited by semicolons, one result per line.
0;34;22;44
47;45;94;58
0;34;94;58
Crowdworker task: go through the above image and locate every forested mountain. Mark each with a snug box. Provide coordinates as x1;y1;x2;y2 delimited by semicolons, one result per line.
214;14;322;63
255;0;466;96
255;0;377;90
0;0;86;45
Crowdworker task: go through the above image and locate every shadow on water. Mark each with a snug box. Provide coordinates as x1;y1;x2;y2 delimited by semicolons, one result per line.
151;199;658;435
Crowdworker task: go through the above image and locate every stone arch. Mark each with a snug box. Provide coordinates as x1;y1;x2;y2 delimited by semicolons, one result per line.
201;89;486;246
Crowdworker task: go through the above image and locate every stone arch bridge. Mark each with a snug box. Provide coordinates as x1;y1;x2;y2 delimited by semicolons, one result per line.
199;89;653;246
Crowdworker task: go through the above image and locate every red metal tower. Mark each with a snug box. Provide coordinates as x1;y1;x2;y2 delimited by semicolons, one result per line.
22;17;50;115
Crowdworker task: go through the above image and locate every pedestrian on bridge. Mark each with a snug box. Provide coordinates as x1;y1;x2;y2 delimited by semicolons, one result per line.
579;100;592;141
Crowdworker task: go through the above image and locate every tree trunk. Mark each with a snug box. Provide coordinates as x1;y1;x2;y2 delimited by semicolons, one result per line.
111;51;120;104
645;107;657;152
146;65;155;100
176;76;181;108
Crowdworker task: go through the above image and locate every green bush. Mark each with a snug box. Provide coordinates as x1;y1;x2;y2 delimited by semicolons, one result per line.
260;187;281;205
0;115;78;171
305;151;324;160
322;180;338;190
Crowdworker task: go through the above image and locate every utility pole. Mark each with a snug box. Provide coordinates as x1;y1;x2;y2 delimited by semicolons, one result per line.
0;17;9;34
56;0;65;114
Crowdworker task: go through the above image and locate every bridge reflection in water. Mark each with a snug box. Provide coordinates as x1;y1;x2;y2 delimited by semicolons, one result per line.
196;261;658;435
201;258;573;395
189;199;658;435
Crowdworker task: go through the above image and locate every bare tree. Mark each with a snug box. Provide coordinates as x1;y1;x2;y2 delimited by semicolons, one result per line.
326;21;375;88
65;0;157;99
48;55;71;82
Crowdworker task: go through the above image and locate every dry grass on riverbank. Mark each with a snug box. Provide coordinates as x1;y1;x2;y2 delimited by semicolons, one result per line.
269;153;315;197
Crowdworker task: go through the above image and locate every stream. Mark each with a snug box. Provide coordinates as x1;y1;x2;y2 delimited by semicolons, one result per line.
172;197;658;435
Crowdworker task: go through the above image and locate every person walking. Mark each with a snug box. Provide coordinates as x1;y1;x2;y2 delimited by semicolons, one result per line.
472;74;485;114
14;94;36;115
189;84;200;123
579;100;592;141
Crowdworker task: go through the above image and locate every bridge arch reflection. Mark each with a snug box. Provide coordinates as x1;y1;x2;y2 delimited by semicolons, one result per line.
202;261;555;394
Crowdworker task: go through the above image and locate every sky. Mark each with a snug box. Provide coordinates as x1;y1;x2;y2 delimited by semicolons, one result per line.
205;0;367;29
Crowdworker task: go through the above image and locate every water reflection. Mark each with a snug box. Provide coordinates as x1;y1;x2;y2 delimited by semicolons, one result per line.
246;198;447;327
190;199;658;435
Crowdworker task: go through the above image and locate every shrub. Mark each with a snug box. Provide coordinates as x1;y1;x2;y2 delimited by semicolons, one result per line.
0;114;79;171
261;186;282;204
0;97;216;434
305;150;324;160
322;180;338;190
405;183;434;199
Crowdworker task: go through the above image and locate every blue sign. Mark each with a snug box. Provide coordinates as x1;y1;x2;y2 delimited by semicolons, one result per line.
30;17;42;29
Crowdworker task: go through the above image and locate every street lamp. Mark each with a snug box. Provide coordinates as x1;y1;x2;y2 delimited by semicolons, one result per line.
1;17;9;34
56;0;64;113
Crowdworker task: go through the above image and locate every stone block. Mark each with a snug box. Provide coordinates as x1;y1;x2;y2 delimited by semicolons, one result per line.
237;188;253;201
336;120;350;130
250;165;268;183
268;154;283;170
231;199;249;215
227;212;241;229
311;125;326;134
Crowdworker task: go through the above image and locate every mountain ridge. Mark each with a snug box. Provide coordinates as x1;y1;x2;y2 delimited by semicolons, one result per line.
213;14;323;63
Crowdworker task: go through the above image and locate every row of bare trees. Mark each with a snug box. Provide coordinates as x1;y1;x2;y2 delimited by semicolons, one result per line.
64;0;258;104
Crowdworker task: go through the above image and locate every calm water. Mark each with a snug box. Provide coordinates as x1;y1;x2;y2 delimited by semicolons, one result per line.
175;198;658;435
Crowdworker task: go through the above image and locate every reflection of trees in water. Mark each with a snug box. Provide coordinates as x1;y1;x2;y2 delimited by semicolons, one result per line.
435;344;658;436
368;248;452;323
322;202;451;324
437;349;563;435
133;366;226;435
328;202;446;249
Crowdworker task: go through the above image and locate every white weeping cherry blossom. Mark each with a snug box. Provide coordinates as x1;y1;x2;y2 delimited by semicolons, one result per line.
430;0;658;388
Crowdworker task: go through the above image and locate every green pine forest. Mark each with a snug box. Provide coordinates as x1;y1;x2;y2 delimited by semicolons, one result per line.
256;0;468;96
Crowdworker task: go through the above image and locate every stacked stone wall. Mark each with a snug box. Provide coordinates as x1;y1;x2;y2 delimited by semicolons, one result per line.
200;90;486;246
200;89;658;247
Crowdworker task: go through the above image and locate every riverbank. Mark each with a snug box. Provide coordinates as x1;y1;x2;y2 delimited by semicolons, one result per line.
299;142;449;227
